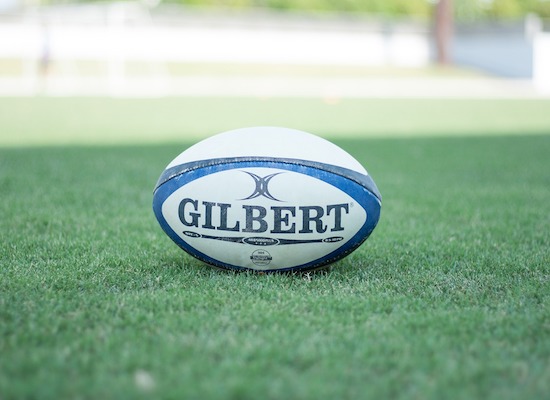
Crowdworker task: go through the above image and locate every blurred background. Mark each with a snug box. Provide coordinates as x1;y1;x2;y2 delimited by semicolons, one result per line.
1;0;549;98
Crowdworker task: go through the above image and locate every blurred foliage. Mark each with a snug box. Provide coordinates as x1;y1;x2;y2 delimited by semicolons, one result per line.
455;0;550;20
164;0;431;17
161;0;550;19
56;0;550;19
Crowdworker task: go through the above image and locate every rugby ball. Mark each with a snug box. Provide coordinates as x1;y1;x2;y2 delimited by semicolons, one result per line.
153;127;381;272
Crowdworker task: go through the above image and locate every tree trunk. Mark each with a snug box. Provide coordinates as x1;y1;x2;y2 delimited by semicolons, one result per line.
435;0;454;65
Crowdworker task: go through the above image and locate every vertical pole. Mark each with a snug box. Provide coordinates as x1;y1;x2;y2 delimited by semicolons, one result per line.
435;0;453;65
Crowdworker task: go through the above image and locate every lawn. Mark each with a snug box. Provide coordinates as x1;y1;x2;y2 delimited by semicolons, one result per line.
1;97;550;146
0;97;549;399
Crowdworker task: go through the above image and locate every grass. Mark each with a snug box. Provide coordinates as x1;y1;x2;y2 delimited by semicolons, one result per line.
0;97;549;399
1;97;550;146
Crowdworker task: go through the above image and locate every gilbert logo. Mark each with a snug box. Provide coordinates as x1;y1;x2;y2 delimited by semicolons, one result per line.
176;168;351;240
240;171;283;202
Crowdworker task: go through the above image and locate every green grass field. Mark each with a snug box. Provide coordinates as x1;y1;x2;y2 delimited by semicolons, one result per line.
2;97;550;146
1;97;549;399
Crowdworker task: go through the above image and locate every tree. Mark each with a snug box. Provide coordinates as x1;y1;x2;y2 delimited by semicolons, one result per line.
435;0;453;65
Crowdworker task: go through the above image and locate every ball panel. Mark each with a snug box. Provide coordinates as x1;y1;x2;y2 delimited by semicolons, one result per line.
153;160;381;272
166;127;368;175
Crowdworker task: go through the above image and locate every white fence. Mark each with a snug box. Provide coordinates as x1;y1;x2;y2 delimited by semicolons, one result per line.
534;33;550;93
0;6;430;66
0;4;549;95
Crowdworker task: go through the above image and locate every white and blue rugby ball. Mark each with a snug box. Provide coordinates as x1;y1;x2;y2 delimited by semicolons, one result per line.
153;127;381;272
